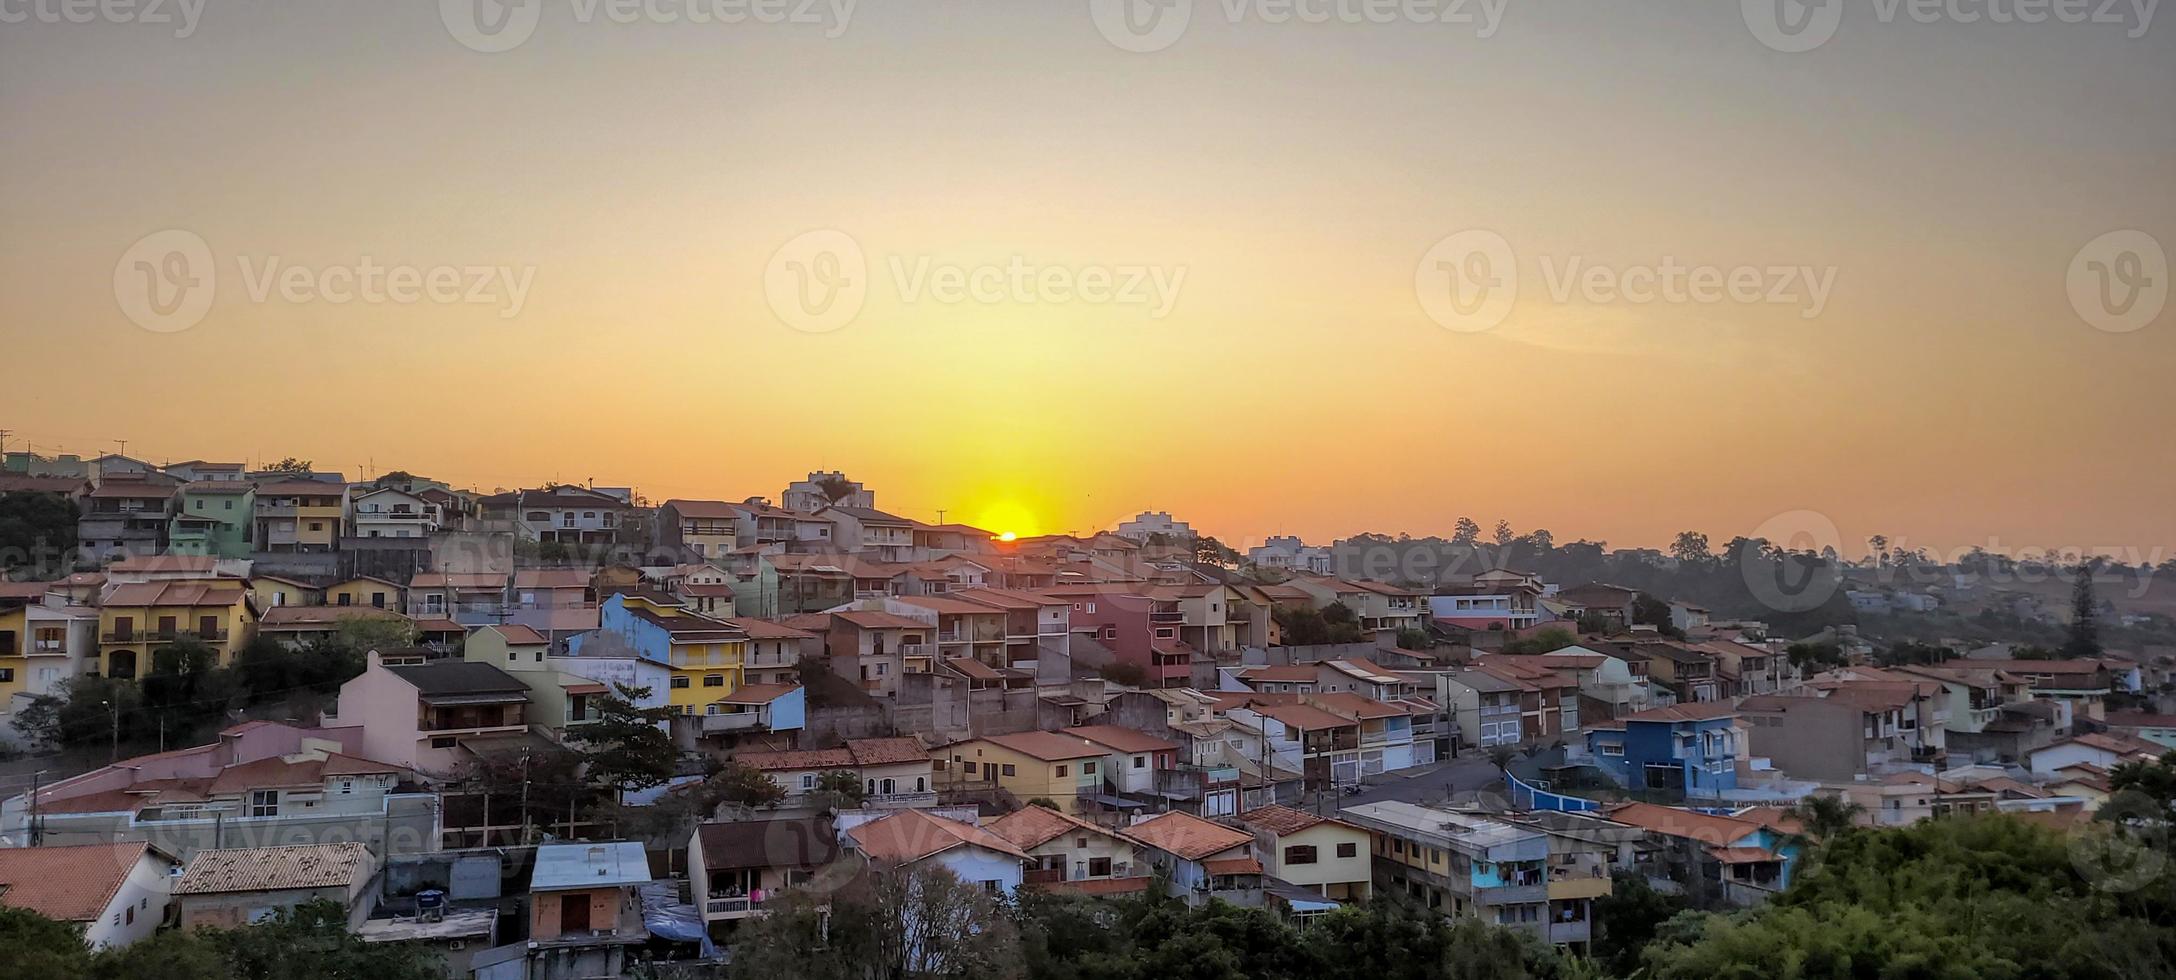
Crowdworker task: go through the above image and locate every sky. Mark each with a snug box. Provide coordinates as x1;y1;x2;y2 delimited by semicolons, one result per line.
2;2;2171;560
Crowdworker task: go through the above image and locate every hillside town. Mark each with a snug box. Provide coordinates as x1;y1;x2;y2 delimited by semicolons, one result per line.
0;456;2171;978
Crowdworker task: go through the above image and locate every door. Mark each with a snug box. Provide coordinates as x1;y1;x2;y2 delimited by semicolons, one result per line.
560;892;591;934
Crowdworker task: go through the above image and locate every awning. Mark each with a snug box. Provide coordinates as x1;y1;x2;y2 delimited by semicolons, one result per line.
1084;794;1147;809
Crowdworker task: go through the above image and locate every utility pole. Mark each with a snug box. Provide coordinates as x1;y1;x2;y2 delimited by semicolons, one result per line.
103;699;118;762
519;749;532;845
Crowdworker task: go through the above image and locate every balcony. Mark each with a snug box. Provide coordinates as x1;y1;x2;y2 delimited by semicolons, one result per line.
1547;919;1593;945
1149;611;1184;623
1038;622;1068;635
701;712;767;733
102;627;229;644
897;643;931;659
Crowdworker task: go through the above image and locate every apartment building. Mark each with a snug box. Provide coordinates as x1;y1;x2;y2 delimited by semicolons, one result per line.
97;579;256;677
252;479;347;552
78;477;176;560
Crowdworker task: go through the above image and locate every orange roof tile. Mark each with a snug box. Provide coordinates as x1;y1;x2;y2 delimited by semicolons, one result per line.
849;810;1026;864
1120;811;1253;860
0;842;156;922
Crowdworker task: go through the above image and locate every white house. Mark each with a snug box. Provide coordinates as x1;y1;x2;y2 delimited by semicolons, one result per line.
0;842;178;948
349;487;439;539
844;809;1027;894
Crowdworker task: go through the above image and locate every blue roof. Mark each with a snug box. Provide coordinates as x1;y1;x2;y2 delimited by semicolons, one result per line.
531;841;653;891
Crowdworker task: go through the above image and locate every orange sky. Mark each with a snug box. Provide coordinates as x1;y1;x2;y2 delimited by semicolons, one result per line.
2;5;2170;559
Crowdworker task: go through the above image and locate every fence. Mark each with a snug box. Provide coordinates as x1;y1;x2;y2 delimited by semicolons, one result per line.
1505;771;1602;812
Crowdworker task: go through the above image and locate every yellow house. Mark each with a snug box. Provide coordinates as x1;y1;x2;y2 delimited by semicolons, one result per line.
593;593;749;715
326;576;404;611
250;574;323;610
97;579;256;677
1237;804;1373;901
252;480;346;552
933;731;1108;813
0;601;28;705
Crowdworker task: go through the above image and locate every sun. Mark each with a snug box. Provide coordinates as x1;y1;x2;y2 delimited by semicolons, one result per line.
998;531;1018;542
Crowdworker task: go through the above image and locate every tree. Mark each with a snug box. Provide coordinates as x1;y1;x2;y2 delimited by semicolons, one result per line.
1501;626;1576;654
1520;528;1554;553
1785;640;1846;673
1192;535;1241;568
1669;531;1711;564
1099;660;1150;686
2108;751;2176;809
730;863;1022;980
1784;793;1866;843
709;759;789;812
1395;627;1433;650
1492;520;1517;547
810;768;868;811
262;457;313;473
0;490;78;573
815;474;861;504
1631;592;1681;637
1451;517;1481;548
334;615;419;655
2064;564;2103;659
1592;872;1690;977
1486;744;1519;775
568;683;677;802
0;905;90;980
215;899;443;979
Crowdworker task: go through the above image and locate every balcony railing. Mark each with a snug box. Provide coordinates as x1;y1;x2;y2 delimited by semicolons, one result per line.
702;713;766;732
102;628;228;643
1149;611;1184;623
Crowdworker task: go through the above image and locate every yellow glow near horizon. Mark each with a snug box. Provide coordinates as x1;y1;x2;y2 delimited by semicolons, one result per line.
998;531;1018;542
972;500;1042;539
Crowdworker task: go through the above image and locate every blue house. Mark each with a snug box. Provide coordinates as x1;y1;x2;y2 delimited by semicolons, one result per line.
1586;703;1740;798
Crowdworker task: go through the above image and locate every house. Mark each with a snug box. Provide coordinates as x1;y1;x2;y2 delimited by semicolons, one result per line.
1738;687;1932;782
690;815;843;925
782;471;874;512
328;653;533;776
407;572;510;627
464;624;612;732
2104;711;2176;749
173;842;378;930
327;575;405;610
1062;724;1181;798
1598;801;1794;906
1585;702;1740;799
824;608;935;697
508;568;598;637
168;482;256;558
509;841;652;978
1304;692;1423;775
725;617;817;687
1236;805;1372;902
484;485;629;545
1841;772;1998;827
845;809;1027;893
1224;700;1364;792
1248;536;1332;574
699;682;806;743
817;506;918;561
1047;583;1197;687
97;578;256;678
1437;666;1536;749
250;573;324;609
954;587;1073;678
1340;801;1586;943
0;721;432;858
892;595;1010;670
1963;659;2129;722
78;477;176;560
0;842;178;948
252;480;348;552
2025;731;2164;777
1533;647;1651;721
1119;810;1262;904
933;730;1111;814
1429;580;1549;631
162;460;247;483
1624;641;1722;702
350;487;440;539
659;499;740;560
1550;584;1640;628
988;804;1144;887
570;593;751;715
256;605;413;649
736;737;937;808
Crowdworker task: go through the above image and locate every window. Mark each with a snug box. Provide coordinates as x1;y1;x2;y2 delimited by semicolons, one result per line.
1154;628;1175;639
1001;764;1017;776
0;668;13;683
671;676;691;689
1336;842;1358;858
962;761;978;776
1285;845;1318;865
431;736;458;749
703;674;725;687
1133;756;1146;768
1054;765;1068;777
337;593;353;606
1088;856;1113;877
1599;743;1625;757
1082;761;1097;774
801;774;817;790
915;777;926;792
249;790;278;817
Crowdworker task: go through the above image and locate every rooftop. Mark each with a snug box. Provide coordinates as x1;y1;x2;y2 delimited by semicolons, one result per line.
531;841;653;891
0;842;156;922
174;843;373;895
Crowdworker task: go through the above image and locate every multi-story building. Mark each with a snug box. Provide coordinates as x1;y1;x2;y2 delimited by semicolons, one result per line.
780;470;873;512
78;477;176;561
484;485;628;544
1113;511;1193;542
327;652;534;776
1340;800;1596;944
734;737;937;809
690;816;842;924
817;506;917;561
570;592;750;715
892;595;1008;670
251;479;347;552
161;460;247;483
822;608;936;696
1247;535;1332;574
168;482;255;557
1223;699;1363;791
97;579;256;677
348;487;440;539
1237;804;1373;903
989;804;1144;888
1585;703;1741;799
932;730;1113;814
658;499;740;559
953;587;1071;677
407;571;510;627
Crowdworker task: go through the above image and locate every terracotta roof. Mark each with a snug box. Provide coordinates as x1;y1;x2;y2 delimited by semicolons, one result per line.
1201;856;1264;875
980;730;1110;761
895;595;1003;616
258;605;408;629
844;737;934;766
203;752;406;795
1249;702;1360;731
105;579;248;608
1619;702;1738;723
1305;692;1407;720
0;842;156;922
174;843;372;895
1119;810;1253;860
1708;846;1782;865
486;624;550;645
987;805;1112;849
725;617;818;640
1237;804;1350;837
513;568;590;589
665;499;741;520
849;810;1026;863
1061;725;1178;754
1603;802;1764;846
716;683;800;705
834;610;931;631
1239;665;1319;683
1730;806;1806;835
